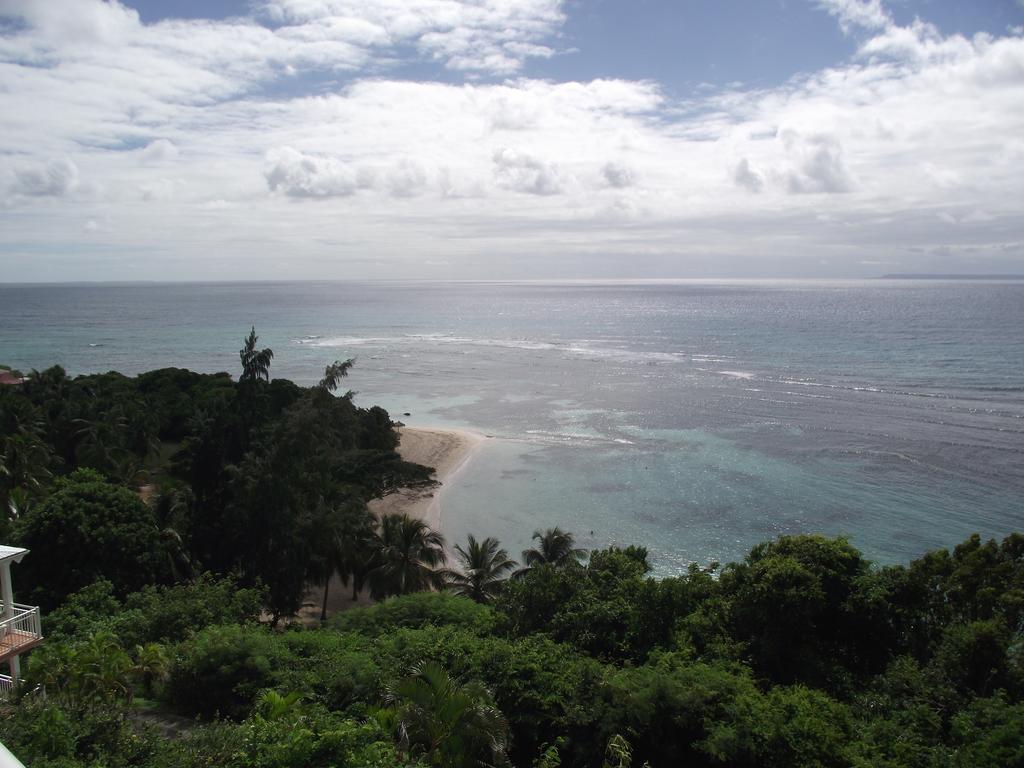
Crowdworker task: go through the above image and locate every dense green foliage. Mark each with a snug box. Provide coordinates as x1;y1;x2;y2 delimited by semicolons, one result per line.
1;336;434;619
3;531;1022;767
447;535;518;604
2;346;1022;767
17;468;168;609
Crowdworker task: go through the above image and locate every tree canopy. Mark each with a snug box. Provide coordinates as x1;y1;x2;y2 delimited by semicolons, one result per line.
2;343;1022;768
16;468;167;609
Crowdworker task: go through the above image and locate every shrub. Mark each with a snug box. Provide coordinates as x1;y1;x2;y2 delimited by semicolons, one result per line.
329;592;496;637
165;625;286;719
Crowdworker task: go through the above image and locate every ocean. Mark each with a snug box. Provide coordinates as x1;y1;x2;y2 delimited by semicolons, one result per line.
1;279;1021;573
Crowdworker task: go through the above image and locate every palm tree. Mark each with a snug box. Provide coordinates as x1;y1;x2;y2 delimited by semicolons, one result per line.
516;527;587;577
308;507;342;622
76;631;134;705
150;485;196;581
446;535;517;604
0;432;54;517
604;734;635;768
258;690;305;722
159;527;195;582
317;358;355;393
239;326;274;383
0;432;53;491
383;661;510;768
347;533;379;601
368;513;446;599
132;642;169;699
306;498;370;621
72;413;130;472
5;487;34;520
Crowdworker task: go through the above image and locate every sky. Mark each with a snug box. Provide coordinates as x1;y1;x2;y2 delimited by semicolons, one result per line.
0;0;1022;281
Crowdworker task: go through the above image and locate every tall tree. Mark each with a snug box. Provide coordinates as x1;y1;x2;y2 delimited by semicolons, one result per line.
0;432;54;509
447;535;517;604
16;468;167;609
517;527;587;576
368;513;447;599
307;497;373;621
238;326;274;384
318;359;355;393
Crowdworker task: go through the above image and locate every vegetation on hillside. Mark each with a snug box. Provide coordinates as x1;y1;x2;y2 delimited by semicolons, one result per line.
0;335;1021;767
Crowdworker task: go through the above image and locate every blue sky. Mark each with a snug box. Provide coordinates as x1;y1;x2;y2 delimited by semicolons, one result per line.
0;0;1022;280
130;0;1022;93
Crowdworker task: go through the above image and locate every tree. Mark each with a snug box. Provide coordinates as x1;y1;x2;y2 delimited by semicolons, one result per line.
0;431;54;535
383;661;510;768
932;619;1014;698
308;498;373;621
28;630;134;709
239;326;274;384
702;683;854;767
0;432;54;497
447;535;517;604
720;534;871;686
257;689;305;722
369;513;447;599
517;528;586;576
164;624;283;720
132;642;170;699
948;695;1024;768
15;468;167;609
318;359;355;393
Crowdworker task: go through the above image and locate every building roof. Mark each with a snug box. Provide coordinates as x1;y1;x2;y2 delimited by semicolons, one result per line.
0;547;28;565
0;371;23;386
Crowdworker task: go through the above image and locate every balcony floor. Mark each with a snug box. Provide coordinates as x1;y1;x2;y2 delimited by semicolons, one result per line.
0;629;42;665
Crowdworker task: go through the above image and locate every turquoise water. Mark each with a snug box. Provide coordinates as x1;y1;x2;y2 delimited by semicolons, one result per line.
1;280;1021;572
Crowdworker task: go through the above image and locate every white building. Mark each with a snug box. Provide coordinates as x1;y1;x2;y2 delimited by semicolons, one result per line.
0;546;42;694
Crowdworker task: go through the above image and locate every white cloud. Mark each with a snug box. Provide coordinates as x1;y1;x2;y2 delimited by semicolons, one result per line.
492;147;564;195
138;139;179;164
0;0;141;45
384;159;428;198
0;0;1022;278
602;162;635;189
264;146;360;198
139;177;185;202
733;158;763;193
8;158;79;197
781;132;854;194
259;0;565;74
817;0;891;33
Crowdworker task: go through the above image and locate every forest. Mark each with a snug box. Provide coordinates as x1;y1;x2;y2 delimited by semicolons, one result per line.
0;332;1021;768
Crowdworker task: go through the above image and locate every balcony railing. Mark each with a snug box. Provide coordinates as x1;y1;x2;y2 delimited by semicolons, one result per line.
0;672;42;702
0;673;16;695
0;604;42;659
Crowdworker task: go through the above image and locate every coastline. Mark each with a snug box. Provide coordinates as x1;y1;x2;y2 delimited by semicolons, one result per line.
368;426;485;530
303;425;485;619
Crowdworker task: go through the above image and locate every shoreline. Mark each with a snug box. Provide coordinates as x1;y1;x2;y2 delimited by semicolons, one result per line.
302;425;485;619
368;426;486;530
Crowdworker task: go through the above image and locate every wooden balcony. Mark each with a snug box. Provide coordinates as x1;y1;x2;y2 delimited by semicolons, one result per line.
0;604;42;666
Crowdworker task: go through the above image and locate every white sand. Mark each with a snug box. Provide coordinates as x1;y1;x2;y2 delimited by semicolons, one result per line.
368;426;485;529
301;426;485;619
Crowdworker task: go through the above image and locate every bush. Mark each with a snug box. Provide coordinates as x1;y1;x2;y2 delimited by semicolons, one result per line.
15;469;167;609
370;624;603;767
274;631;383;713
329;592;496;637
114;574;264;648
165;625;287;719
0;697;154;768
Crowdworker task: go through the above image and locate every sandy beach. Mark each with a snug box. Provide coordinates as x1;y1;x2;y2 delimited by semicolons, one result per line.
301;425;484;619
368;426;485;530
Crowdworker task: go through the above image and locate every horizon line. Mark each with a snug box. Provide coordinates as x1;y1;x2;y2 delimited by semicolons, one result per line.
3;274;1024;287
